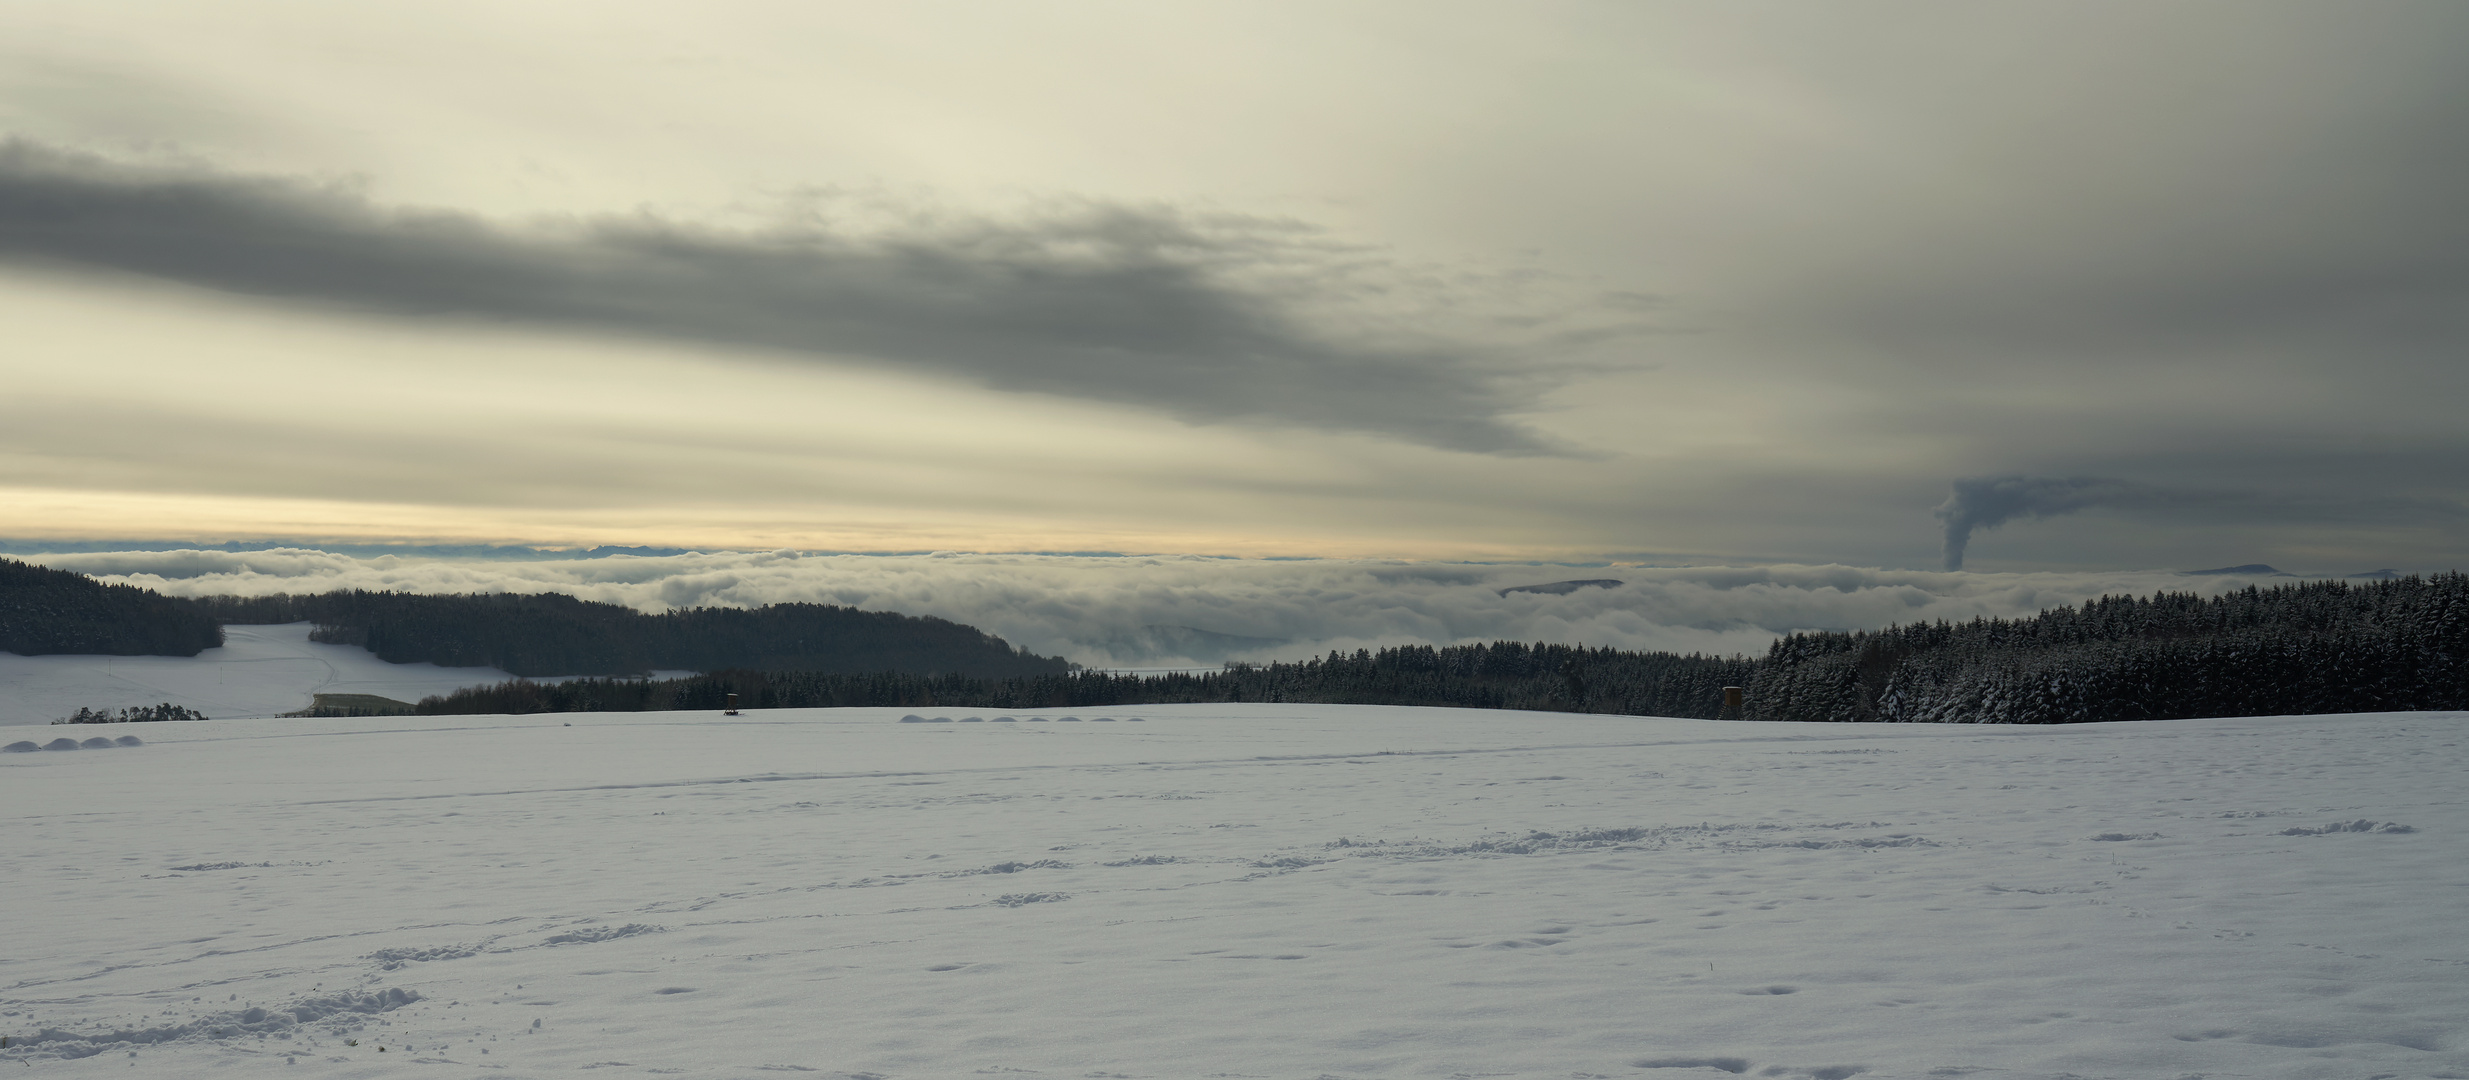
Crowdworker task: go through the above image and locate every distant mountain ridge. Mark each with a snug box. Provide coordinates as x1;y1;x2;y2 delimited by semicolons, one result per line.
1498;578;1624;597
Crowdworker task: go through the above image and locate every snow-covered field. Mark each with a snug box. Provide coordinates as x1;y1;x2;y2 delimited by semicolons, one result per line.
0;624;686;726
4;705;2463;1079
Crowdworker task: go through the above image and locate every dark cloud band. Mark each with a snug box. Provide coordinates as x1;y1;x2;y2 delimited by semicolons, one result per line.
0;140;1563;454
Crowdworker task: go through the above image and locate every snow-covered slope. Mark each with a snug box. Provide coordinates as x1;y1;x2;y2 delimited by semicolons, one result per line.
0;623;677;726
3;705;2462;1079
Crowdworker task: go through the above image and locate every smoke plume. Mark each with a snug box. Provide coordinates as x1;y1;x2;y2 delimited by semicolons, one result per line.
1934;476;2157;571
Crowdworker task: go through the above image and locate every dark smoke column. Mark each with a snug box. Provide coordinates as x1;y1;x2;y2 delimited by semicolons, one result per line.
1934;475;2150;570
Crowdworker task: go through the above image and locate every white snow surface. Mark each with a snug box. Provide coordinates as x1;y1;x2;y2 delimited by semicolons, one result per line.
0;623;687;726
4;705;2464;1079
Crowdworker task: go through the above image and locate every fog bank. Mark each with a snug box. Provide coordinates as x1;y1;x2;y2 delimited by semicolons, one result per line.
28;549;2316;670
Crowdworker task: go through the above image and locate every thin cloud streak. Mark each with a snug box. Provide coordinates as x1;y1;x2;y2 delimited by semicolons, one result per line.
0;140;1573;455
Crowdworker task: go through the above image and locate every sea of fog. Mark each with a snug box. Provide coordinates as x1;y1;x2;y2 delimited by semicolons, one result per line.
22;548;2331;669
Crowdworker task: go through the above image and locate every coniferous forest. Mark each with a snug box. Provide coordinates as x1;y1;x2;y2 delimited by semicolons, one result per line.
0;558;223;657
412;575;2469;723
6;558;1061;678
182;589;1070;677
53;703;212;724
1743;574;2468;724
411;640;1757;718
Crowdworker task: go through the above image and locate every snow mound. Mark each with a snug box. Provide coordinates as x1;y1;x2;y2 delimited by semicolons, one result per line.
2279;819;2416;835
1304;823;1930;861
966;860;1070;875
1635;1055;1752;1072
0;988;418;1061
2;740;35;752
368;943;485;969
541;923;663;945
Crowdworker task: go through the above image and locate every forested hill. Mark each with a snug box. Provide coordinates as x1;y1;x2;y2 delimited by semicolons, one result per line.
412;575;2468;724
1745;574;2468;724
415;640;1758;719
189;591;1073;678
0;558;222;657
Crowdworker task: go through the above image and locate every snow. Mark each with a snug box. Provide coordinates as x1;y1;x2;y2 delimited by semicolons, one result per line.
4;705;2463;1078
0;623;690;726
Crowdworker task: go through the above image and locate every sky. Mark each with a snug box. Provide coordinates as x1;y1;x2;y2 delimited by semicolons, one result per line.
3;1;2465;574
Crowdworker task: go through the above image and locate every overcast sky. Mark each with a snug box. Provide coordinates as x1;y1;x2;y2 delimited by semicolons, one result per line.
3;1;2463;573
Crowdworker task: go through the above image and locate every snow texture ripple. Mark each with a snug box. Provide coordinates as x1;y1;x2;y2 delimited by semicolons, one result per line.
2;703;2463;1079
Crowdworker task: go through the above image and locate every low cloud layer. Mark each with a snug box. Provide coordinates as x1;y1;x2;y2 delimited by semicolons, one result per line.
31;548;2316;669
0;140;1580;455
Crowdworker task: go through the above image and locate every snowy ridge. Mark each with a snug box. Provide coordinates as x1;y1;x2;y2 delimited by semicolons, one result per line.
1308;822;1938;860
2;987;417;1061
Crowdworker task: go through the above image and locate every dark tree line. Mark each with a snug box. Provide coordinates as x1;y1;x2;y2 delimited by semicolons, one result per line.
413;641;1759;718
1745;574;2469;724
185;590;1071;678
0;558;222;657
414;577;2469;724
55;703;211;724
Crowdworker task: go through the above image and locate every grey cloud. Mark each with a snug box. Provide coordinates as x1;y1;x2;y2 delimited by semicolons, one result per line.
0;140;1570;454
31;548;2340;669
1749;9;2469;393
